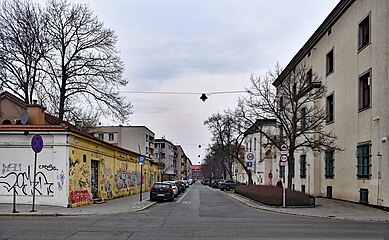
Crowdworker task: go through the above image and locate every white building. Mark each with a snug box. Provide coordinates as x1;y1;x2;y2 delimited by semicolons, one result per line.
273;0;389;207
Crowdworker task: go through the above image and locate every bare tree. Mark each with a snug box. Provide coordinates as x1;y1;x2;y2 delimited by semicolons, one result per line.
41;0;132;122
204;110;253;184
241;64;341;189
0;0;49;103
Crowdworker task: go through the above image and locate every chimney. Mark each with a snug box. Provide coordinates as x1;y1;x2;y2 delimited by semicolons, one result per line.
27;100;46;125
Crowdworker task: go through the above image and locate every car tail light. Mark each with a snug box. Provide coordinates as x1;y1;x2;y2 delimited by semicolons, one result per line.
151;188;156;192
168;188;173;193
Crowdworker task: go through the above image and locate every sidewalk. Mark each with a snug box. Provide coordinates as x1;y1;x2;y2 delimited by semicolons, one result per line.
1;190;388;222
226;192;389;222
0;191;156;217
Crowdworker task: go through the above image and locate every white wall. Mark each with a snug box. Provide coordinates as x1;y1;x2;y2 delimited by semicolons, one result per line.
0;132;69;207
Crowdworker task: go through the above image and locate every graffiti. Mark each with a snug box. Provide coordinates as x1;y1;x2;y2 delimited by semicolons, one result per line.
59;170;65;186
70;190;91;204
39;164;58;171
0;165;54;196
115;170;139;189
106;182;112;198
69;160;90;189
2;163;22;174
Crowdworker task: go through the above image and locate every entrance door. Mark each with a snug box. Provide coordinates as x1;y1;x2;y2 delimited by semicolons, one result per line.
91;160;99;199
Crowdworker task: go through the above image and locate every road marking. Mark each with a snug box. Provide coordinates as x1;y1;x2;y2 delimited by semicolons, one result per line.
176;188;190;203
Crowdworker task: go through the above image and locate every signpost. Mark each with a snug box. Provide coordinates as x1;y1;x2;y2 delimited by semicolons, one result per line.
138;155;145;202
31;134;43;212
280;143;288;208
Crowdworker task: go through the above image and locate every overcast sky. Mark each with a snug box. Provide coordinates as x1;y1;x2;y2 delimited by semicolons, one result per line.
34;0;339;164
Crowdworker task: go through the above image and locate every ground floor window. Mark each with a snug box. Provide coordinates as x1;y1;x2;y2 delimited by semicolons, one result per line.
359;188;369;204
326;186;333;198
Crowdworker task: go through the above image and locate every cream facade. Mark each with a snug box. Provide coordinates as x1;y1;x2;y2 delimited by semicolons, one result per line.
273;0;389;207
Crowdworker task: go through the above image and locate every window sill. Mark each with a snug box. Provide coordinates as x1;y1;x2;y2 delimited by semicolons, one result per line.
326;71;334;78
358;106;371;113
326;120;334;125
357;42;371;53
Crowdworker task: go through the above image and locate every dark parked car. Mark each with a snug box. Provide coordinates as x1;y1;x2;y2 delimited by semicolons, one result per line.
219;180;240;191
150;182;174;202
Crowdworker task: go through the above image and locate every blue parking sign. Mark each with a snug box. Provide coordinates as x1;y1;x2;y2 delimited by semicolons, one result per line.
247;161;253;168
138;155;145;165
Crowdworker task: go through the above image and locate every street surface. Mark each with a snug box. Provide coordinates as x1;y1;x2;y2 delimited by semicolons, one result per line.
0;183;388;239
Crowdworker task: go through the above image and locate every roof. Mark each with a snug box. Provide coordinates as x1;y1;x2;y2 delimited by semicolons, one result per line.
273;0;355;87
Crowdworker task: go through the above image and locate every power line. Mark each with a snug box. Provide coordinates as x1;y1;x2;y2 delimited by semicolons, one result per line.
121;90;246;95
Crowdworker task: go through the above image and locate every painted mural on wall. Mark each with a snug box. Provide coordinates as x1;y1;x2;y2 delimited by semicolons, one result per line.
68;158;91;204
0;162;58;197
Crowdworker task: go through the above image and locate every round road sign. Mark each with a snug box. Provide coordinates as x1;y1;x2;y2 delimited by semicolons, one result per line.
280;154;288;162
247;152;255;161
280;144;288;151
31;134;43;153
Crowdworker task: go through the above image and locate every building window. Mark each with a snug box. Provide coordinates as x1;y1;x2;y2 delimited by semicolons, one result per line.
325;150;334;178
358;15;370;50
279;96;284;112
359;188;369;204
359;71;371;110
306;69;312;84
300;155;307;178
301;185;306;193
301;107;306;131
290;157;295;178
327;186;333;198
108;133;114;141
279;162;285;178
160;153;166;159
326;94;334;123
98;134;104;140
356;143;371;179
326;49;334;75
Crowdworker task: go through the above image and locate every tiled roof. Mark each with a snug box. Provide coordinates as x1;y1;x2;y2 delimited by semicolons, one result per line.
0;125;68;131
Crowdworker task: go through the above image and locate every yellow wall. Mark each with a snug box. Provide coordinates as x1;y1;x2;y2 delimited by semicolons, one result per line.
68;132;159;207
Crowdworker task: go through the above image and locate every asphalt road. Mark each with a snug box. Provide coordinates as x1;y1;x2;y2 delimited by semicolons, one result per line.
0;183;388;240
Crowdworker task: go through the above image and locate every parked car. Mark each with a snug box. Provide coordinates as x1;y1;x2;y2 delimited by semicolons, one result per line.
150;182;174;202
166;181;179;197
175;181;186;193
218;180;240;191
201;178;210;185
210;179;220;188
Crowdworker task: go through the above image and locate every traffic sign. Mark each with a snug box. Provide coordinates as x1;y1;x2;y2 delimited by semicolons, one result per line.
138;155;145;165
280;154;288;162
31;134;43;153
280;144;288;151
247;161;253;168
246;152;255;161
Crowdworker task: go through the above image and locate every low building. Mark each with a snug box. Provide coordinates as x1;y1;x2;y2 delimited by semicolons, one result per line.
0;92;160;207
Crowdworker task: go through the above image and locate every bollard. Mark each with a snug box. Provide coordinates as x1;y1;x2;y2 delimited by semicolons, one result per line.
12;187;18;213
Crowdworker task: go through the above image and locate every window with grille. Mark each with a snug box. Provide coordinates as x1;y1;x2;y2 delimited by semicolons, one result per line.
325;151;334;178
356;144;371;178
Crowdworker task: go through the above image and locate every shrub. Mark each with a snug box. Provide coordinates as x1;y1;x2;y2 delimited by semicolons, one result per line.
235;185;315;207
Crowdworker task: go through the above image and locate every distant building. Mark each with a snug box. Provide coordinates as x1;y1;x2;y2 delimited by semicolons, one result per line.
176;145;191;180
89;125;157;162
155;138;178;181
192;164;202;180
